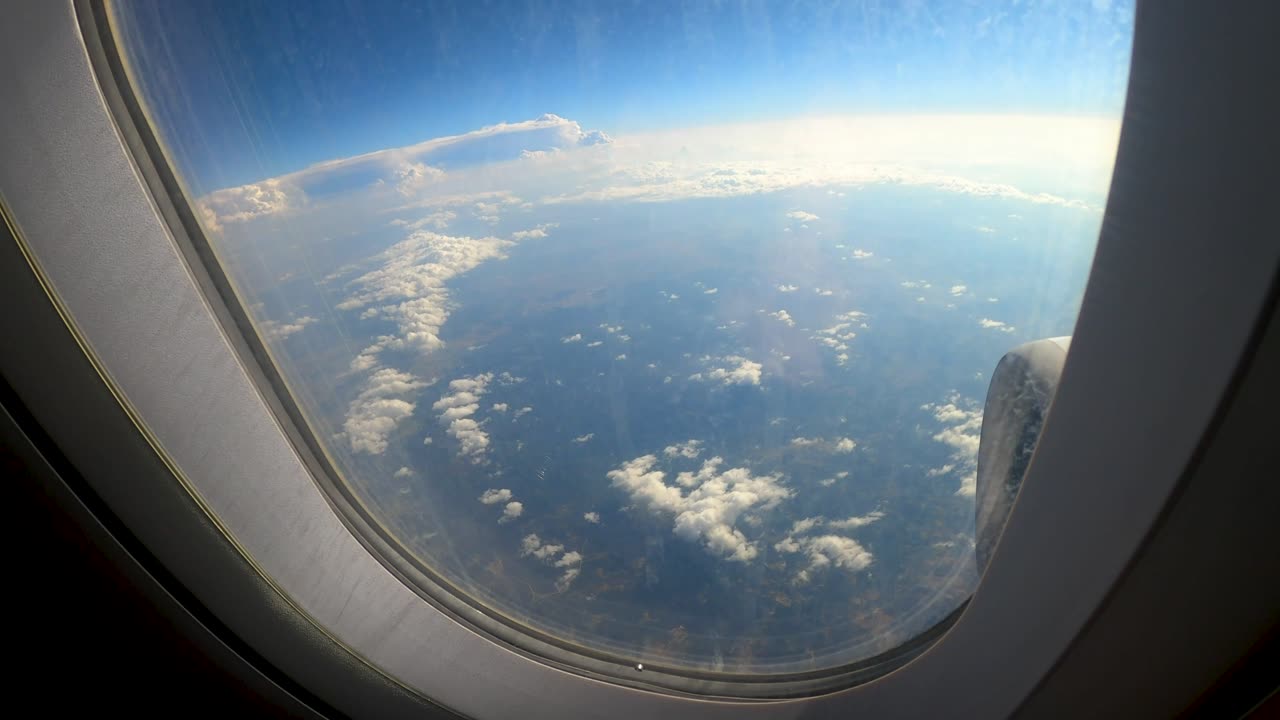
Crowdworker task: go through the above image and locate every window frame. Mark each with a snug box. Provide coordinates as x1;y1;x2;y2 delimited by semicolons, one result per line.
0;0;1275;716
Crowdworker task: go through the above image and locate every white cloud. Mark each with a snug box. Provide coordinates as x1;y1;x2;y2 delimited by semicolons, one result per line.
201;114;1114;240
772;511;880;584
922;393;984;497
777;284;799;293
561;333;583;343
344;368;427;454
691;356;763;386
586;340;603;348
393;209;455;231
572;433;595;444
479;488;513;505
950;285;968;296
394;161;446;196
422;436;434;445
500;501;524;522
520;534;563;560
491;403;509;413
768;309;796;327
513;406;533;419
979;317;1016;333
790;436;856;453
512;223;558;240
827;511;885;530
260;315;317;340
197;178;303;229
787;535;875;585
789;517;824;535
851;249;874;260
615;353;627;360
583;512;600;524
819;470;850;487
787;210;820;222
703;288;719;295
519;533;582;591
432;373;496;461
394;466;414;478
338;231;514;364
663;439;704;459
608;455;790;562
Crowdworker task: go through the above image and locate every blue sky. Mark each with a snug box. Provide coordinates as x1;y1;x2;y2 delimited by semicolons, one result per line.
114;0;1133;192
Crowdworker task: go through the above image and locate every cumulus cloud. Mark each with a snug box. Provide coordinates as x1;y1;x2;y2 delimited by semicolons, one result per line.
512;223;558;240
950;285;968;296
432;373;496;461
810;310;866;363
819;470;850;487
519;533;582;591
768;310;796;327
394;466;414;478
922;393;984;496
690;356;763;386
772;511;881;584
777;284;799;293
663;439;704;459
608;455;790;562
787;210;820;222
392;209;456;231
260;314;317;340
491;403;509;413
513;406;533;419
343;368;427;454
790;436;857;453
572;433;595;444
197;178;303;229
850;249;874;260
979;317;1016;333
338;231;515;366
561;333;582;344
479;488;513;505
583;512;600;524
827;511;885;530
394;161;445;196
500;501;524;523
703;287;719;295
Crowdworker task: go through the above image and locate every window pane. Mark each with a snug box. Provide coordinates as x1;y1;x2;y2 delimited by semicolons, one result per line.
110;0;1133;679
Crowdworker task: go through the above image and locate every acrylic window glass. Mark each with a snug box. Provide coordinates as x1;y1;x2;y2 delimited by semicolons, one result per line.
109;0;1133;675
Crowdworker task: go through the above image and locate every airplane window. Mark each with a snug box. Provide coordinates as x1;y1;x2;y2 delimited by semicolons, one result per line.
106;0;1133;689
